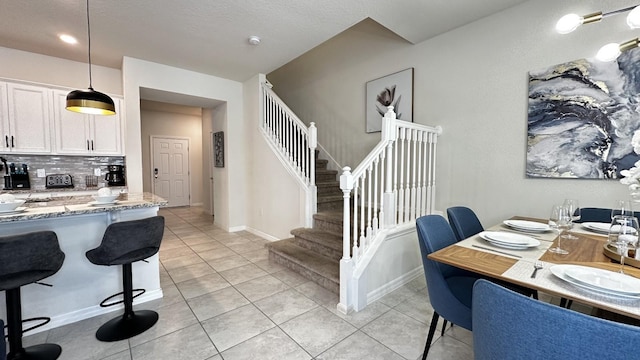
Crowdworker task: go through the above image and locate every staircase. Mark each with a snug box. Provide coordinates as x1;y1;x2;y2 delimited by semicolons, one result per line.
266;153;344;293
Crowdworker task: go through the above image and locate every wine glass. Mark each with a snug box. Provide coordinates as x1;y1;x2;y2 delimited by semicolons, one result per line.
611;200;633;220
548;205;571;255
609;215;639;274
563;199;580;240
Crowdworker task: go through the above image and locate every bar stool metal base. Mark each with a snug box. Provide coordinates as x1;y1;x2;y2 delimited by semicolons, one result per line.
95;310;159;342
8;343;62;360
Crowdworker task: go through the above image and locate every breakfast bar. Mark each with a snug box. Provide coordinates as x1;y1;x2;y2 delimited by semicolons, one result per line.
0;192;167;333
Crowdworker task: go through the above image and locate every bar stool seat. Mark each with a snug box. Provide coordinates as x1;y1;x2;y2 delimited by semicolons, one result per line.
86;216;164;342
0;231;65;360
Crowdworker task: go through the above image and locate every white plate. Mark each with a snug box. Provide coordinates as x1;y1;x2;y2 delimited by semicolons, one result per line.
0;206;27;215
503;220;551;233
582;222;613;234
550;265;640;299
479;231;540;249
564;266;640;295
89;200;119;206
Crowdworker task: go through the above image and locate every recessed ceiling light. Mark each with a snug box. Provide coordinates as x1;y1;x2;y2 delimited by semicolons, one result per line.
248;36;261;45
59;34;78;44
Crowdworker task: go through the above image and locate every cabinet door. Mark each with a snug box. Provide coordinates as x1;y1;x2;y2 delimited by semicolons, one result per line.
52;90;92;155
6;83;52;153
0;83;9;152
90;98;122;155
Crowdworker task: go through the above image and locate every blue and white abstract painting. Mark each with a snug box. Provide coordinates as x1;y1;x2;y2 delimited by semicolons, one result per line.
527;49;640;179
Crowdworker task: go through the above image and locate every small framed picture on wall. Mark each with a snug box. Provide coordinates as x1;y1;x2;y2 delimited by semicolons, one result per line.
214;131;224;168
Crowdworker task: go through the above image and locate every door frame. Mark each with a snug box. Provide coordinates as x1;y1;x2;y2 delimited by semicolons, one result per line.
150;135;191;206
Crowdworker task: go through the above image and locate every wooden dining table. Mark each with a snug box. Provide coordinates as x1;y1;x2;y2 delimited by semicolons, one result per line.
428;216;640;321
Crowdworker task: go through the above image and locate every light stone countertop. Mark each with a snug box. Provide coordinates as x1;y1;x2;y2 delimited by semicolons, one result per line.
0;192;167;223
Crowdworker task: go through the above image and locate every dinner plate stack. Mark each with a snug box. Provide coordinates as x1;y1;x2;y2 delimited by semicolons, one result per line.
550;265;640;299
581;222;611;234
503;220;551;233
479;231;541;249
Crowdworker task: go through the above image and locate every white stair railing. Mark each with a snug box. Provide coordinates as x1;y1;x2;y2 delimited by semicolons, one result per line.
260;82;317;226
338;106;442;314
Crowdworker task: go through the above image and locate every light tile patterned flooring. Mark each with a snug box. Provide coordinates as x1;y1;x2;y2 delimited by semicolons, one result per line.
22;206;473;360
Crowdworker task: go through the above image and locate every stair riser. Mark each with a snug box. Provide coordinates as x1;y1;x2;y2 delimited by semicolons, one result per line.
314;216;344;236
316;173;338;182
317;186;341;195
269;251;339;293
292;236;342;260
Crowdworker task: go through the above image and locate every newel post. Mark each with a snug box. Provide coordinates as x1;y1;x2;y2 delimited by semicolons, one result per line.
307;122;318;222
382;106;397;227
337;166;354;314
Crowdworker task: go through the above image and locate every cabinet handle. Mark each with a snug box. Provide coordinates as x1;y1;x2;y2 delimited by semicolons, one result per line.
11;136;14;148
91;140;94;151
4;136;7;148
87;140;90;151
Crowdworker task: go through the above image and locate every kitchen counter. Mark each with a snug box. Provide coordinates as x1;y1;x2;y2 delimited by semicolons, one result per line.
0;192;167;223
0;192;167;333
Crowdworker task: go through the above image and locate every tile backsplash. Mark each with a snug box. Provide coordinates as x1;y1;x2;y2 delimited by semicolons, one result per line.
1;154;125;191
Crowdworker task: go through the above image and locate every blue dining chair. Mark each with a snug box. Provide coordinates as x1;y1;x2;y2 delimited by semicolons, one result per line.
446;206;484;241
473;279;640;360
446;206;539;301
576;207;612;223
416;215;478;359
1;319;5;360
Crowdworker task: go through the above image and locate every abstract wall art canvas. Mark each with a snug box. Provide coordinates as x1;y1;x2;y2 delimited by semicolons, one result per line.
365;68;413;133
214;131;224;168
527;49;640;179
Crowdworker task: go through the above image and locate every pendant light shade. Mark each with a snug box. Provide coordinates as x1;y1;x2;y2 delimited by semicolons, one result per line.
66;0;115;116
66;88;115;115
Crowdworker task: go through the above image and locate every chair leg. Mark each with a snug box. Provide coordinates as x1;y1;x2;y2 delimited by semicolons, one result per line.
440;319;448;336
95;264;159;342
6;287;61;360
559;297;573;308
423;312;440;360
532;290;538;300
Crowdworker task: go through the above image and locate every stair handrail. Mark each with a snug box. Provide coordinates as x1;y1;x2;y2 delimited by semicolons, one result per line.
338;106;442;314
260;82;317;226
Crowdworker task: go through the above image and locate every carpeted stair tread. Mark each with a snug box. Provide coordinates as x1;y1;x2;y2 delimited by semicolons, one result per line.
267;239;339;292
291;228;342;250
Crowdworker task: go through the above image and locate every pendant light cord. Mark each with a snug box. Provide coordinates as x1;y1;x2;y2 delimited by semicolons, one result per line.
86;0;94;90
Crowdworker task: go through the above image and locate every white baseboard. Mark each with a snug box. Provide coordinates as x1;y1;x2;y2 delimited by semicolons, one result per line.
366;266;423;305
243;226;280;242
28;289;163;335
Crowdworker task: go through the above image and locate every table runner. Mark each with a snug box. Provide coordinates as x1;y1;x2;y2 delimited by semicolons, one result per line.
502;260;640;318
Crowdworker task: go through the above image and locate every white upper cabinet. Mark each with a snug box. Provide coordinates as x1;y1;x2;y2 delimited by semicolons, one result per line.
52;90;123;155
2;82;53;154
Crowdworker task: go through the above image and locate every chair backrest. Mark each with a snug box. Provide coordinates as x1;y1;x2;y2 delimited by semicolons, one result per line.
473;279;640;360
577;207;611;223
0;231;65;290
87;216;165;266
416;215;474;330
446;206;484;241
0;318;5;360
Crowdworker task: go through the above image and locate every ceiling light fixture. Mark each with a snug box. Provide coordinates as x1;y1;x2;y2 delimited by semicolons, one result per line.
59;34;78;44
248;36;261;45
66;0;115;115
556;4;640;62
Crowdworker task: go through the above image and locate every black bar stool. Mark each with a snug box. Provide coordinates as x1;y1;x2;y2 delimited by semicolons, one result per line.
0;231;65;360
85;216;164;342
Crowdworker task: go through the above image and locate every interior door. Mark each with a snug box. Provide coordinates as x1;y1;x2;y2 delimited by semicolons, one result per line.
152;137;190;207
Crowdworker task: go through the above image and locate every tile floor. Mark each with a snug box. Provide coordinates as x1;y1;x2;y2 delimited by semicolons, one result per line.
21;206;473;360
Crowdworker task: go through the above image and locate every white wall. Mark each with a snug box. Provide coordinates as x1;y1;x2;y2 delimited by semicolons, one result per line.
122;57;245;230
140;100;204;206
242;74;306;239
268;0;638;227
0;46;121;95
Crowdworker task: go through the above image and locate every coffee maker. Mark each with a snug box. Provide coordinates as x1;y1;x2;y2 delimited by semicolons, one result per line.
105;165;125;186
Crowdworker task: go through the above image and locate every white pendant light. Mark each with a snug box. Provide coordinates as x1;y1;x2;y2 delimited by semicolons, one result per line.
66;0;115;116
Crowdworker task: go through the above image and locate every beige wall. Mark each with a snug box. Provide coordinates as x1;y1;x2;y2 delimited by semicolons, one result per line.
267;0;637;226
140;100;204;206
